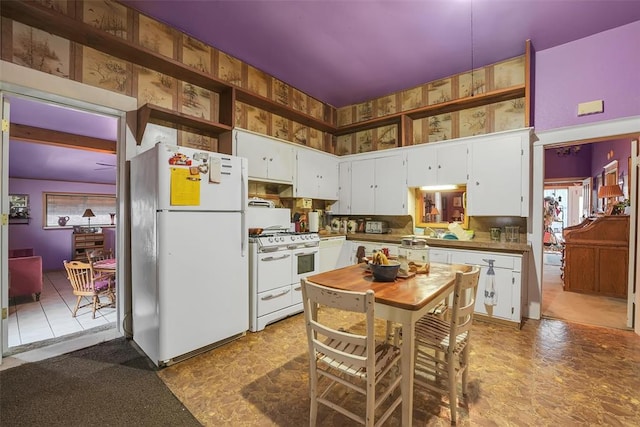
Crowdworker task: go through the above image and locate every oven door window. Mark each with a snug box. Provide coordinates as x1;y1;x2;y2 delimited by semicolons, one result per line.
295;251;316;276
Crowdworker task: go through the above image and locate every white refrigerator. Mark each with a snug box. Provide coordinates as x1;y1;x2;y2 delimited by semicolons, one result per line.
131;142;248;367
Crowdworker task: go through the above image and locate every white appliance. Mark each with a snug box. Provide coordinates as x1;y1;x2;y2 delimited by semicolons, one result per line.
131;142;248;367
247;207;319;331
319;235;347;273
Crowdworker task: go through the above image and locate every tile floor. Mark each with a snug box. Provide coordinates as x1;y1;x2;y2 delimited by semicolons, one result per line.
7;270;116;349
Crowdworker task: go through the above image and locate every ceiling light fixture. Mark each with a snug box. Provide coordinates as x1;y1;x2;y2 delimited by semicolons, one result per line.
420;184;458;191
556;146;581;157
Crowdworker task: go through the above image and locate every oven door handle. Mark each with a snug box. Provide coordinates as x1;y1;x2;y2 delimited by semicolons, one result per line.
261;254;291;261
260;247;280;253
294;250;318;257
261;289;290;300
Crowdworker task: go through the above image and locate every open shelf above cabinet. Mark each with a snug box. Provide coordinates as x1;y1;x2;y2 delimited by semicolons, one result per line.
1;1;337;137
133;104;233;144
334;86;525;137
236;90;336;133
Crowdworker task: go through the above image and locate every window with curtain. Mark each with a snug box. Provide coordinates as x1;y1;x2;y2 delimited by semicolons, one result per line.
44;192;116;228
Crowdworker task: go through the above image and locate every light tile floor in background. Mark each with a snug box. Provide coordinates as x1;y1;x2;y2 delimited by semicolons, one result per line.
7;270;116;349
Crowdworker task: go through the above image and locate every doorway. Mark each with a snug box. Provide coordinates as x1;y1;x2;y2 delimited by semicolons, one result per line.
1;60;136;365
5;95;119;353
540;140;631;330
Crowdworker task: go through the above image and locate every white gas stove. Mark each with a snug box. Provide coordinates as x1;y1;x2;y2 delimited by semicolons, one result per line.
246;208;320;332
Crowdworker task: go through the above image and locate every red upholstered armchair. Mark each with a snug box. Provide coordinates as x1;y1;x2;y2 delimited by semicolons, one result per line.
8;249;43;301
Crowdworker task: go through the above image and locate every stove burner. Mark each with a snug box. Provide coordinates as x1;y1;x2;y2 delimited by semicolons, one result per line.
249;231;320;249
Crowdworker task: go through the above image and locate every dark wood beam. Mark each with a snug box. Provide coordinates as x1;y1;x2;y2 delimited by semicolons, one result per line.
10;123;116;153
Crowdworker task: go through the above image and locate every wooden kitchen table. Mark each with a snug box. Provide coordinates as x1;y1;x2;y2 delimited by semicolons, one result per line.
306;262;469;426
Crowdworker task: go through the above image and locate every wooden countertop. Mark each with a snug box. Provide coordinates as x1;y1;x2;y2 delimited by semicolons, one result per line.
306;263;469;311
320;232;530;254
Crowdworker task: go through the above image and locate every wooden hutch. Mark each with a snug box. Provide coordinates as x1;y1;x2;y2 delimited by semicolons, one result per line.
562;215;629;298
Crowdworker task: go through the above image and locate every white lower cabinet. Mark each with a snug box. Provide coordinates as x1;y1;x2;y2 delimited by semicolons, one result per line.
431;247;523;326
448;249;522;326
350;241;400;259
429;248;452;264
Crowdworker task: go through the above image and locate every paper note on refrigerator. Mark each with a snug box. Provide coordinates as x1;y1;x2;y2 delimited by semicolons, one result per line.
209;156;221;183
170;167;200;205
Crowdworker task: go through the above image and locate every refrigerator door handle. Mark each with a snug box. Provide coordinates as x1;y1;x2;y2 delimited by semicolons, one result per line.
240;157;248;257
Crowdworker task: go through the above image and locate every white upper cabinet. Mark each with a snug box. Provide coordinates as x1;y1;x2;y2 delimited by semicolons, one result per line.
467;129;531;217
294;147;338;200
406;141;468;187
332;161;352;214
350;154;406;215
234;129;294;184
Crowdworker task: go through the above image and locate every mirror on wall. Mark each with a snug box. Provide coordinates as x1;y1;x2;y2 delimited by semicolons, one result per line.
414;186;469;229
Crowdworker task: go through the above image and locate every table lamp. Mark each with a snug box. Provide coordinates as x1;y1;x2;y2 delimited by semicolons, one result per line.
430;206;439;222
82;208;96;229
597;184;623;215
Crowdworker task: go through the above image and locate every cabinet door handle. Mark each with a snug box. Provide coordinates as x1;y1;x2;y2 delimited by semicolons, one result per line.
476;181;480;185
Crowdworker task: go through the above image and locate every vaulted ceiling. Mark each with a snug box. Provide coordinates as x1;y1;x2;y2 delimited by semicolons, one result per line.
7;0;640;184
121;0;640;107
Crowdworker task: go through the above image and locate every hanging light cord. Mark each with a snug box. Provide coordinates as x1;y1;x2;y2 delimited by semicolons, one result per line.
470;0;474;97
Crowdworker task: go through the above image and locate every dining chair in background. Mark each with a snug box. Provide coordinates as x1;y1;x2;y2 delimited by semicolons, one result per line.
413;266;480;424
86;248;115;284
86;248;113;263
300;278;403;427
63;260;115;319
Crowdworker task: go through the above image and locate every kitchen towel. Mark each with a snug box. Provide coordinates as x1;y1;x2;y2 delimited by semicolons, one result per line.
308;211;319;232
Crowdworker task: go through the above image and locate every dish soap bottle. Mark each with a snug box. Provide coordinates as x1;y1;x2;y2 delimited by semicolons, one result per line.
483;259;497;306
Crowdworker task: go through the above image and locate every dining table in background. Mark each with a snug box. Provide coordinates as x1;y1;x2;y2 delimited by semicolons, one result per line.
306;262;469;427
91;257;116;308
92;258;116;274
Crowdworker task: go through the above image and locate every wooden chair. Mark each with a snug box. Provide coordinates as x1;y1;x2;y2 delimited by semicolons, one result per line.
86;248;113;263
300;278;402;427
86;248;115;284
413;266;480;424
63;260;115;319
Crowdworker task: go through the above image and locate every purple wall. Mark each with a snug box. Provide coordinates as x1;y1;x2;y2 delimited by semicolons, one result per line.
545;144;593;179
535;20;640;131
545;139;630;185
9;178;116;271
591;139;631;181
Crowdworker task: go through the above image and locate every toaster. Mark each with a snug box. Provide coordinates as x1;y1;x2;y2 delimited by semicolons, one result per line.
365;220;389;234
